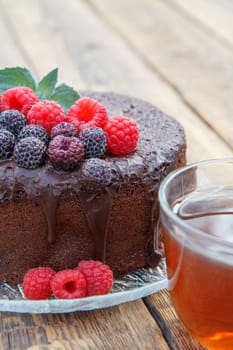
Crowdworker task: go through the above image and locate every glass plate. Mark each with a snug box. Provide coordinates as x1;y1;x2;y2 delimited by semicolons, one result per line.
0;260;167;313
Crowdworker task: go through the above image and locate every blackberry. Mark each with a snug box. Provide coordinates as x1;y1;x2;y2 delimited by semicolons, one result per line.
47;135;85;170
18;124;49;144
79;127;107;159
0;109;27;137
81;158;117;186
14;137;46;169
0;129;16;160
50;122;78;139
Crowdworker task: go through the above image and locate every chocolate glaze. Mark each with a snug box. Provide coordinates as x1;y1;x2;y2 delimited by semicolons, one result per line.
0;92;186;283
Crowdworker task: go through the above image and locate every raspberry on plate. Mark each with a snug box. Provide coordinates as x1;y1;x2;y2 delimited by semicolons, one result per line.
14;136;46;169
66;97;108;131
0;87;39;116
104;116;139;155
22;267;55;300
0;129;16;160
27;100;65;133
47;135;85;170
51;269;87;299
79;127;107;159
76;260;113;296
0;109;27;137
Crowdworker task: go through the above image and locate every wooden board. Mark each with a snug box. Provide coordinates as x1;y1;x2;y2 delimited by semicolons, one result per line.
0;9;27;67
0;300;169;350
170;0;233;46
144;290;206;350
91;0;233;149
0;0;85;88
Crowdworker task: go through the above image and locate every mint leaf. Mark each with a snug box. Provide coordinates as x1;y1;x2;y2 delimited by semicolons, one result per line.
50;84;80;113
0;67;37;93
0;67;81;113
37;68;58;99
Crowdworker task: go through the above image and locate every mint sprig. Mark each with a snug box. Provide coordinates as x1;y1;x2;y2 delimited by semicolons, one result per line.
37;68;58;99
0;67;37;93
0;66;81;111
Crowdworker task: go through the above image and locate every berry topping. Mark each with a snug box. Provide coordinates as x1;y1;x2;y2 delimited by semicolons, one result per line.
27;100;65;133
76;260;113;296
104;116;139;155
82;158;117;186
79;127;107;159
47;135;85;170
50;121;78;139
14;136;46;169
22;267;55;300
0;129;16;160
0;109;27;136
0;87;39;116
66;97;108;131
18;124;49;144
50;269;87;299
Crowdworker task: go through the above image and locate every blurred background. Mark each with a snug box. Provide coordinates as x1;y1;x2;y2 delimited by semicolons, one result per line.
0;0;233;162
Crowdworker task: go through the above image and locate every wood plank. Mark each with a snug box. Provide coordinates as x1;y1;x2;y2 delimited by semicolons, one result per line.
144;290;206;350
0;8;28;68
0;0;85;88
91;0;233;149
170;0;233;47
0;300;169;350
1;0;232;162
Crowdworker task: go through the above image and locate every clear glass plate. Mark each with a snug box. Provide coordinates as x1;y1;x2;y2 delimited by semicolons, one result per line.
0;260;167;313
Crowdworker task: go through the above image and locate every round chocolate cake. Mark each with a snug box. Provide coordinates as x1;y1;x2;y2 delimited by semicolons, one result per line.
0;92;186;284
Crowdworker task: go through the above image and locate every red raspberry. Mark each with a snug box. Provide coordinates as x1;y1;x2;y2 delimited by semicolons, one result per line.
51;269;87;299
104;116;139;155
27;100;65;133
22;267;55;300
66;97;108;131
77;260;113;296
1;87;39;116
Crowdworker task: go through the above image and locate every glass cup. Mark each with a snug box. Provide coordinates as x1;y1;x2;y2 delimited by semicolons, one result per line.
158;158;233;350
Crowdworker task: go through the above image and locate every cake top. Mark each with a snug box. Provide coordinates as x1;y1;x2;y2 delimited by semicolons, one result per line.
0;67;186;199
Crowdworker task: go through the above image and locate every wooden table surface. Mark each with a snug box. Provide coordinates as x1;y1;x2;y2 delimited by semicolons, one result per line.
1;0;233;349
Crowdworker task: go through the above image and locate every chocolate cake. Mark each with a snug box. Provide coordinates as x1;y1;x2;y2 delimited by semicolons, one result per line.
0;92;186;284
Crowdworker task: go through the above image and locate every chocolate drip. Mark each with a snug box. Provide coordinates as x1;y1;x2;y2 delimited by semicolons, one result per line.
0;162;15;203
78;189;112;262
36;190;59;243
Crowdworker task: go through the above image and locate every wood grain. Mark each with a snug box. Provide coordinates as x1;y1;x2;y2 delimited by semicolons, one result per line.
0;0;85;88
170;0;233;47
0;7;27;67
0;300;169;350
1;0;232;162
91;0;233;149
144;290;206;350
